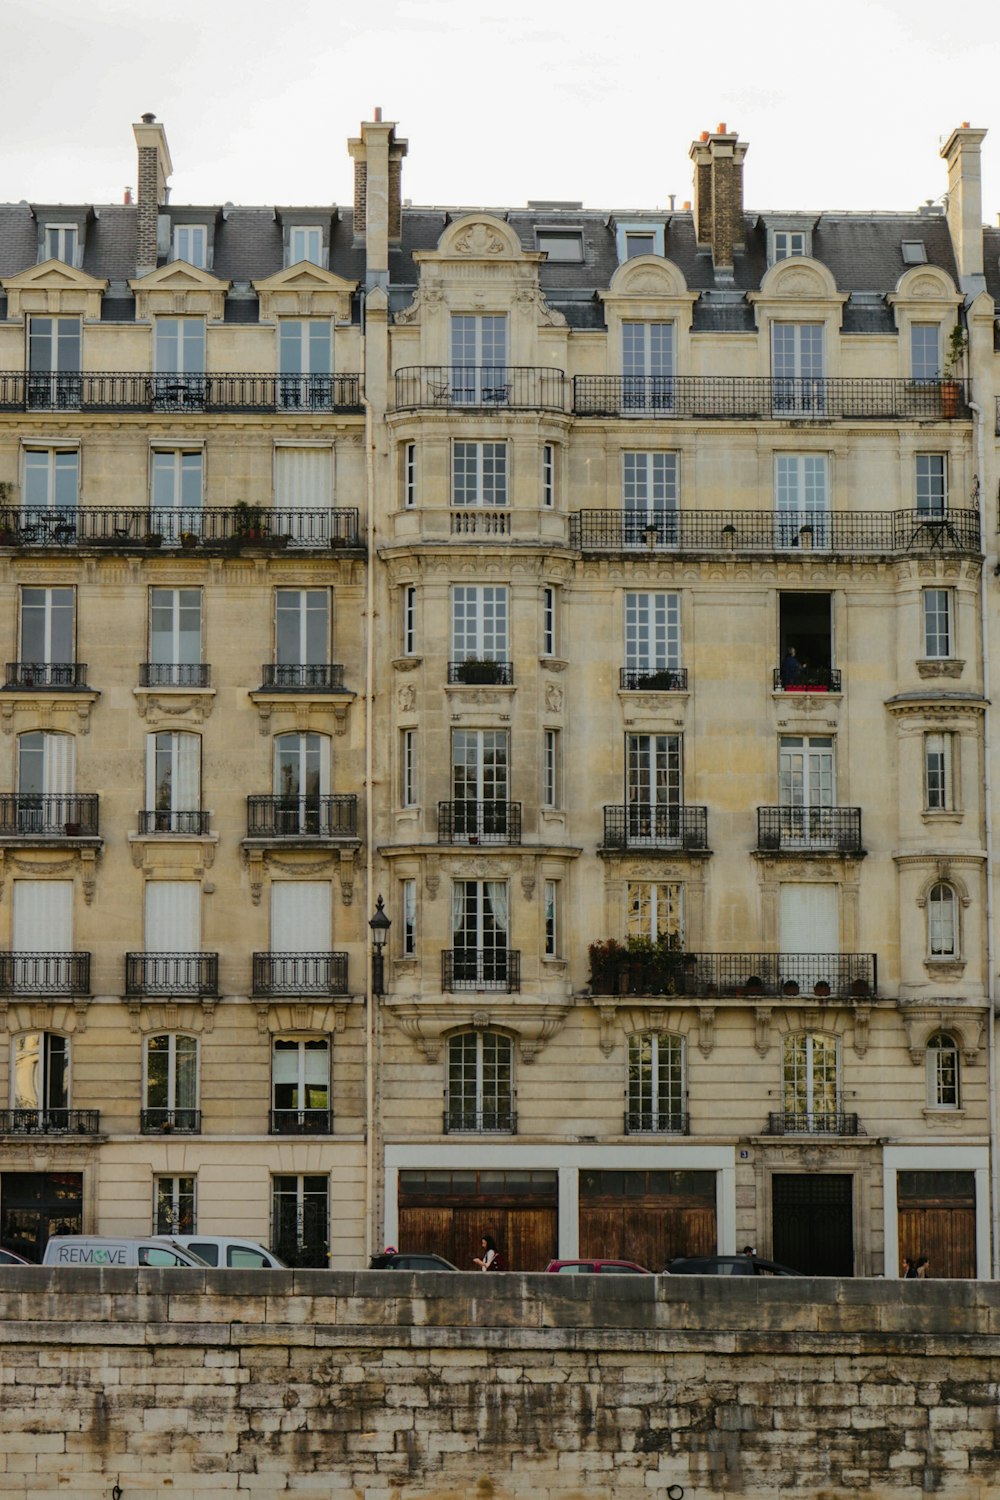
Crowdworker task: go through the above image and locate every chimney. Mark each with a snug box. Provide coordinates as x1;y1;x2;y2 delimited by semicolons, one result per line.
348;112;408;292
941;123;987;296
689;124;748;278
132;112;172;275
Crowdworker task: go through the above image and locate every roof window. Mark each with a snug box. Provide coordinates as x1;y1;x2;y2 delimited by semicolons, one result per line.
901;240;928;265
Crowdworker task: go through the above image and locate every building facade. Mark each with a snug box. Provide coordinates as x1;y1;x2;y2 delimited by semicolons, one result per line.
0;114;996;1276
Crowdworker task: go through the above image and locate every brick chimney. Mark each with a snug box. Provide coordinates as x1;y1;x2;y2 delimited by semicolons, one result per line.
348;110;408;291
132;112;172;276
941;123;987;297
689;123;748;278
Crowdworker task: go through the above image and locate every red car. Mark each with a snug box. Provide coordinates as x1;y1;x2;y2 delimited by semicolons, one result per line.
546;1258;652;1275
0;1247;30;1265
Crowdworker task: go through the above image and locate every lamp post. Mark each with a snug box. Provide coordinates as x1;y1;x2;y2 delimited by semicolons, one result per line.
369;895;391;998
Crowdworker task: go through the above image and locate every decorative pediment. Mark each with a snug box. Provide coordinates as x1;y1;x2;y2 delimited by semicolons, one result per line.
756;256;841;301
388;998;570;1064
605;256;693;301
898;1002;987;1066
422;214;531;263
253;263;357;321
889;264;960;306
1;259;107;320
129;261;230;320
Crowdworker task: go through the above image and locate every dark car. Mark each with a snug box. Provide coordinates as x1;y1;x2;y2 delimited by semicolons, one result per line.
665;1254;802;1277
368;1251;460;1271
0;1247;29;1266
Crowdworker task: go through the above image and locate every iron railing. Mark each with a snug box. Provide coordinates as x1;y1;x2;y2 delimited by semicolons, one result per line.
573;375;971;420
569;508;980;555
137;810;211;836
252;952;349;997
437;801;522;845
140;1108;202;1134
269;1108;333;1135
125;953;219;998
602;805;709;851
245;795;358;839
624;1111;690;1135
619;667;688;692
0;794;99;838
0;1109;100;1135
0;953;91;996
139;663;211;688
588;950;876;1000
757;806;863;854
773;666;843;692
259;664;346;691
394;366;568;412
441;950;521;993
767;1109;861;1136
4;662;89;689
447;660;515;686
444;1108;517;1134
0;371;362;414
0;506;361;551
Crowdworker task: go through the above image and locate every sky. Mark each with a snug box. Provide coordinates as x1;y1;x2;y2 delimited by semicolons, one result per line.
3;0;1000;220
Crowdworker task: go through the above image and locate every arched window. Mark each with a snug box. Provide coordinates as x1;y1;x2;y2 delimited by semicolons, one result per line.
144;1033;199;1132
12;1032;69;1125
16;730;74;833
781;1032;840;1132
627;1032;685;1133
446;1031;513;1133
273;732;331;834
928;883;958;957
926;1033;960;1109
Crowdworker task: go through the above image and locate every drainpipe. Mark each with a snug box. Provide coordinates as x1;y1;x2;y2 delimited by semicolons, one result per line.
360;289;378;1263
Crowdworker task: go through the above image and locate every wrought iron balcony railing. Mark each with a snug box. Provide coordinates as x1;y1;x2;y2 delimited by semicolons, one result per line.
624;1110;690;1135
757;806;863;854
252;952;349;997
772;665;842;692
447;660;514;686
444;1108;517;1134
125;953;219;999
269;1108;333;1135
619;667;688;692
766;1108;861;1137
0;506;361;551
258;664;346;691
0;952;91;996
0;794;99;838
245;795;358;840
4;662;89;690
137;810;211;836
588;949;877;1000
139;663;211;688
602;805;709;852
442;949;521;993
573;375;971;420
437;801;522;845
0;1109;100;1135
569;508;980;556
0;370;362;414
140;1108;202;1134
394;366;568;412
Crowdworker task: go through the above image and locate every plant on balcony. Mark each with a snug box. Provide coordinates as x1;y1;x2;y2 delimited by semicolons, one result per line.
456;657;505;685
180;532;199;550
233;500;269;542
940;325;968;417
588;933;692;997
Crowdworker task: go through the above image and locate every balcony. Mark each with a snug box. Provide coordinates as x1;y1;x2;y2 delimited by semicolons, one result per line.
573;375;971;421
0;1109;100;1136
4;662;89;690
394;366;567;412
0;506;361;552
602;805;709;852
772;666;842;693
252;952;349;997
258;664;346;691
137;811;211;836
0;370;362;414
269;1108;333;1135
766;1106;861;1137
437;801;522;845
0;794;99;839
624;1111;690;1135
125;953;219;999
619;667;688;692
444;1108;517;1134
588;947;876;1000
441;949;521;993
140;1108;202;1134
756;807;863;855
245;795;358;841
447;660;514;686
0;952;91;997
570;508;980;557
139;664;212;688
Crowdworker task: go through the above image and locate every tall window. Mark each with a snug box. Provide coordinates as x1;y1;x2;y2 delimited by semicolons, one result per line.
23;448;78;513
278;321;333;410
624;593;680;679
401;730;417;808
924;733;955;811
20;588;75;680
627;882;683;942
144;882;201;970
451;880;510;988
402;585;417;656
782;1032;839;1130
271;1038;330;1132
911;324;941;381
622;321;674;411
44;225;78;265
447;1031;513;1132
622;452;678;544
274;446;334;544
626;733;682;840
154;1175;196;1235
451;586;509;663
544;880;558;957
151;451;203;536
772;323;825;413
543;729;559;809
27;317;81;408
12;1033;69;1119
172;225;207;267
145;1034;199;1129
401;878;416;957
146;733;202;834
17;731;74;831
450;315;508;404
403;443;416;508
271;1174;329;1268
288;226;323;266
274;732;331;832
627;1033;685;1132
923;589;952;659
451;730;509;840
916;455;947;514
452;442;508;507
275;589;329;685
775;454;829;547
928;883;958;957
779;735;835;844
149;588;202;684
542;444;555;507
542;587;556;657
927;1034;960;1108
154;320;206;409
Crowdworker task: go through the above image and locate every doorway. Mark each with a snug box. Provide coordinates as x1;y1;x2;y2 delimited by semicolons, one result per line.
579;1168;717;1269
1;1171;83;1262
897;1170;976;1278
771;1172;853;1275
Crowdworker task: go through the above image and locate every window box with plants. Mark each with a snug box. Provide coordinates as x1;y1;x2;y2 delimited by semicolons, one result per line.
454;657;508;686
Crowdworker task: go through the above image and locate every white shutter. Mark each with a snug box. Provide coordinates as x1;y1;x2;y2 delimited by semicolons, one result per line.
271;882;331;953
275;448;333;510
42;733;74;796
145;882;200;952
13;880;73;951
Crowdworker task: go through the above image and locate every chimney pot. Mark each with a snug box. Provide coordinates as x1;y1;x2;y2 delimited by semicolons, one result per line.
717;122;727;134
124;186;132;205
375;106;382;122
962;120;970;128
700;131;709;142
683;200;691;211
689;126;748;273
141;112;156;124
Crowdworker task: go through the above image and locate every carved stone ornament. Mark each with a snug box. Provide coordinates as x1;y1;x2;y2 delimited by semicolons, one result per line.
453;223;507;256
699;1006;716;1057
388;999;570;1064
916;658;965;680
398;684;416;712
754;1006;772;1057
544;684;564;714
899;1004;987;1065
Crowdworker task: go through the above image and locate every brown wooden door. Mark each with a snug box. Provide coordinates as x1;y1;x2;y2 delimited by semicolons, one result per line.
898;1206;976;1279
580;1204;715;1270
399;1206;557;1271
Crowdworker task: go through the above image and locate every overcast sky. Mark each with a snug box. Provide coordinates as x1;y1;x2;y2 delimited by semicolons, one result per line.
4;0;1000;221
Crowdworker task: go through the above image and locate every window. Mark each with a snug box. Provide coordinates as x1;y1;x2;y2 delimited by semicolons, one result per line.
450;315;508;404
402;585;417;656
624;593;681;678
923;589;952;659
144;882;201;965
924;733;955;811
771;230;807;262
274;732;331;832
542;444;555;508
11;1033;69;1117
625;232;656;258
151;450;203;538
451;880;510;988
447;1031;513;1131
779;735;834;814
154;320;206;410
171;225;207;268
452;442;508;507
543;729;559;809
901;240;928;266
271;1038;330;1132
916;455;947;515
27;318;81;409
451;585;509;663
622;452;678;545
927;1034;960;1108
775;454;829;547
782;1032;839;1129
911;324;941;381
275;589;330;681
271;1174;329;1268
771;323;824;413
274;446;334;543
615;222;665;261
628;1033;685;1132
12;880;73;962
627;882;683;942
544;880;558;956
154;1175;196;1235
626;733;682;840
149;588;202;683
44;224;78;265
288;226;323;266
403;443;416;508
928;883;958;957
452;730;509;840
536;230;583;262
268;882;332;994
622;321;674;411
17;731;74;830
145;1034;199;1129
20;588;75;678
23;448;78;513
146;732;201;833
401;730;417;808
542;586;556;657
401;879;416;957
278;321;333;410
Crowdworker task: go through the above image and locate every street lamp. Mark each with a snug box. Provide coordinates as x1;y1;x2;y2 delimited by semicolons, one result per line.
369;895;391;997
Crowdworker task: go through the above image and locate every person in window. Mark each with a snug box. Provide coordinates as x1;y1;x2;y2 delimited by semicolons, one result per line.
473;1234;504;1271
780;646;802;689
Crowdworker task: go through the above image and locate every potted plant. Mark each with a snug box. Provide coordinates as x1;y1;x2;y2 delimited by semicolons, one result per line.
63;821;81;838
588;938;626;995
457;657;504;685
813;979;831;999
180;532;199;551
745;974;764;997
232;500;269;543
0;481;15;545
940;324;968;418
782;980;800;997
144;531;163;549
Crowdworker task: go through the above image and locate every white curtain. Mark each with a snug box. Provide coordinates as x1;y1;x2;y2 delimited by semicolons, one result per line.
271;882;331;953
174;733;200;810
42;733;74;796
13;880;73;951
452;882;465;941
486;881;509;939
145;882;200;952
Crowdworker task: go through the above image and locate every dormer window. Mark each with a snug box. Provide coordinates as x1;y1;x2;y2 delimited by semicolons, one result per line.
172;225;208;268
614;221;665;263
771;229;808;264
535;229;583;263
44;225;78;266
288;226;324;266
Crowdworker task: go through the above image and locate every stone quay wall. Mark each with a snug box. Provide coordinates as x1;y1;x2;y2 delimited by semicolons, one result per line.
1;1269;1000;1499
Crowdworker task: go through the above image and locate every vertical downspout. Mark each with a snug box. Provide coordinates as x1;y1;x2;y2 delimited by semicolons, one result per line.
360;290;378;1262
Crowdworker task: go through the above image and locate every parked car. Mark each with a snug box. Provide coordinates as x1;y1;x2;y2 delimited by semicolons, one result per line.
368;1251;460;1271
546;1258;653;1274
0;1246;29;1265
156;1235;285;1269
665;1254;802;1277
42;1236;209;1268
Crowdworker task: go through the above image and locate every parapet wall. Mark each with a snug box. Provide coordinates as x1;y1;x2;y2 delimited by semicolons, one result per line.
1;1268;999;1499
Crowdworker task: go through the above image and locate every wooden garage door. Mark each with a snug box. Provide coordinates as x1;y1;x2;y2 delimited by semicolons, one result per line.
397;1169;559;1271
579;1169;717;1270
897;1170;976;1278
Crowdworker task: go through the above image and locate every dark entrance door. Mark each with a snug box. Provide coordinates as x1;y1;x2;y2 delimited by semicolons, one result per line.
579;1168;717;1270
397;1168;558;1271
771;1172;853;1275
897;1170;977;1278
1;1171;83;1262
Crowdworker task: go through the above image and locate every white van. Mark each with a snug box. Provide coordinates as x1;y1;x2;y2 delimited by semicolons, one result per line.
158;1235;286;1269
43;1236;207;1268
